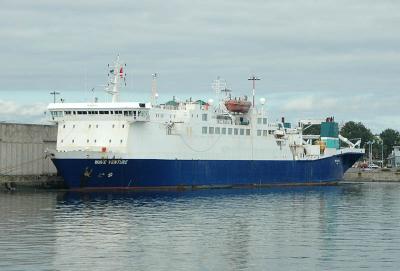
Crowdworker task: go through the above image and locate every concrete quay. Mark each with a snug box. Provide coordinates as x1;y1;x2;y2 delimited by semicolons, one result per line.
344;168;400;182
0;123;65;191
0;175;65;191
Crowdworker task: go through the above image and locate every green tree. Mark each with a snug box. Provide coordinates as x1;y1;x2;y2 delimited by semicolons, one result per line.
340;121;374;150
380;129;400;159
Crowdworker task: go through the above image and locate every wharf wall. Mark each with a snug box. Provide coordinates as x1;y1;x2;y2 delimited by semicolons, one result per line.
344;168;400;182
0;123;64;190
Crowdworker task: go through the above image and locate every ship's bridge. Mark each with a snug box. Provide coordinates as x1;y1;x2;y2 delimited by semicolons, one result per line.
48;102;151;122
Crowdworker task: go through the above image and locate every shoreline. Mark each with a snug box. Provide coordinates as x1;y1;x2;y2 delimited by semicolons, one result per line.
2;168;400;192
343;168;400;182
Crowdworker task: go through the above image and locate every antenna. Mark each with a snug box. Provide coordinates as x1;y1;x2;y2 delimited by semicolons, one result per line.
105;55;126;103
212;76;227;95
50;91;60;103
248;75;260;108
151;73;158;105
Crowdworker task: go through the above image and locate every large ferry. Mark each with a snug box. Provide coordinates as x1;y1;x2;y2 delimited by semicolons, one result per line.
47;56;364;189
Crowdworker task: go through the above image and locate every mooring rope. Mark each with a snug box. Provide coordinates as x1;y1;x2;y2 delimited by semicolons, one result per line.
0;155;49;175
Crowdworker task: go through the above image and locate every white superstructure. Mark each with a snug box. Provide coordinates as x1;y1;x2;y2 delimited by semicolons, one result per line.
47;56;363;162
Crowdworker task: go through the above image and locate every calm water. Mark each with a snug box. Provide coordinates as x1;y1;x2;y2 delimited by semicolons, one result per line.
1;183;400;271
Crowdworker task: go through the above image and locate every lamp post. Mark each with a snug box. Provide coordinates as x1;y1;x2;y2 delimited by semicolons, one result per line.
366;141;374;166
248;75;260;108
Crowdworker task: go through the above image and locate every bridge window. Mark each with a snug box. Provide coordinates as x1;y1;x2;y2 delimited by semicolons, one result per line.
51;111;63;117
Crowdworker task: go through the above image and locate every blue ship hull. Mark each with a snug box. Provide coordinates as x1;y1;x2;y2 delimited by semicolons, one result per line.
52;152;363;189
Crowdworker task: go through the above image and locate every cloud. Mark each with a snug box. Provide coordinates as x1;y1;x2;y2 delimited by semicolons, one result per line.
281;96;339;112
0;0;399;132
0;100;48;123
272;91;400;133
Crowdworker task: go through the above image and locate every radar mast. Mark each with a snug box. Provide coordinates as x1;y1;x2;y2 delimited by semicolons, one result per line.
105;55;126;103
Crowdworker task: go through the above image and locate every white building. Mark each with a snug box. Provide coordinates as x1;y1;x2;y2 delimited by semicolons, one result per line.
388;146;400;168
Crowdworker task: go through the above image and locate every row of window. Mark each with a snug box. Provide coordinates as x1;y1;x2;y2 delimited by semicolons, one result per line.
62;124;126;129
202;127;274;136
257;118;268;124
52;110;148;117
257;130;274;136
155;113;177;119
61;139;124;144
202;127;251;136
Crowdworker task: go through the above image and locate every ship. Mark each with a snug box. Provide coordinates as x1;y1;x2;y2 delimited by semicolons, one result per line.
47;56;364;189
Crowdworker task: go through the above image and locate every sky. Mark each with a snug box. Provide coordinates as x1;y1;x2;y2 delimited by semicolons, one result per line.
0;0;399;133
